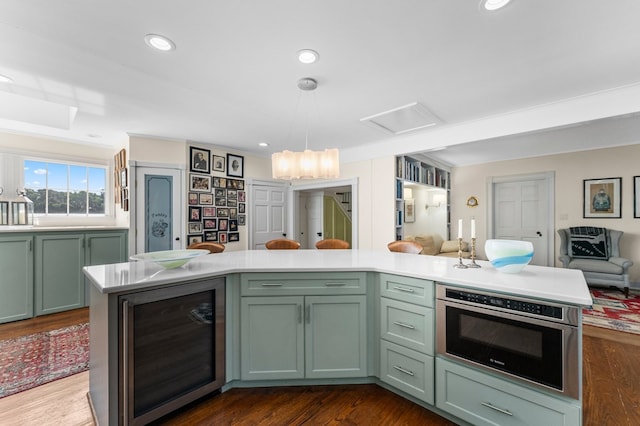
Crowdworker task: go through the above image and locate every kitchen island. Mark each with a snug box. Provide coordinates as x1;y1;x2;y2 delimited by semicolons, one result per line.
84;249;591;426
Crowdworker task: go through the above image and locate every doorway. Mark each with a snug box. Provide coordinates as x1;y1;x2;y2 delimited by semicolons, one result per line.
248;180;288;250
291;178;358;249
132;164;184;254
487;172;555;266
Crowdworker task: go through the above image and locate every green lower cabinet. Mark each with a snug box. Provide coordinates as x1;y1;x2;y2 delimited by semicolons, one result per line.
35;233;85;315
380;340;434;404
33;230;128;316
436;357;581;426
241;295;367;381
0;235;34;324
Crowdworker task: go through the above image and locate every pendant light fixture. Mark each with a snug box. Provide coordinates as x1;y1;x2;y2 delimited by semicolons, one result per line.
272;78;339;180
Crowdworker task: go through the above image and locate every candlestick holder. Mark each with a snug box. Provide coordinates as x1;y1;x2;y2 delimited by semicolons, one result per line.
467;237;481;268
453;237;468;269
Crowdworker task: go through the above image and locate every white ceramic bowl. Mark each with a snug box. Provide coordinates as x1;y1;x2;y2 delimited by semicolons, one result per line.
130;249;209;269
484;239;534;274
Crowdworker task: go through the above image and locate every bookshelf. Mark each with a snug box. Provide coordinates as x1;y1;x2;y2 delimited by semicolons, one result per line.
395;155;451;241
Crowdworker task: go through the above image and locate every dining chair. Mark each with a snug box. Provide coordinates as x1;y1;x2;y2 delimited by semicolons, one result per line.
387;240;424;254
187;242;226;253
315;239;350;249
265;239;301;250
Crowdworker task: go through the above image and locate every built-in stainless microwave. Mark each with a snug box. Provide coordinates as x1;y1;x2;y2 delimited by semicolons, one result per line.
436;284;580;400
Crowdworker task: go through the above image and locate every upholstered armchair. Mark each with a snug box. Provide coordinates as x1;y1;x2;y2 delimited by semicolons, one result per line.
558;228;633;297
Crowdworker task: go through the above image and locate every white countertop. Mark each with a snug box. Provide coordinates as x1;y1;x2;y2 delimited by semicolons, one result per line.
83;249;592;306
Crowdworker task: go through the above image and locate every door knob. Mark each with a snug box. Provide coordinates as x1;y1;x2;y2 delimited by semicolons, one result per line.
536;231;542;236
317;232;322;237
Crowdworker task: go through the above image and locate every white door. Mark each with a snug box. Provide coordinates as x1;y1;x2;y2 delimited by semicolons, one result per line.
134;167;183;254
307;191;324;248
492;176;552;266
251;182;287;250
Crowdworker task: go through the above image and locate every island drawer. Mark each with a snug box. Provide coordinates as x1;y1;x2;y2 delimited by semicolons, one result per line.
380;340;434;405
435;357;581;426
379;273;434;307
381;298;433;355
240;272;367;296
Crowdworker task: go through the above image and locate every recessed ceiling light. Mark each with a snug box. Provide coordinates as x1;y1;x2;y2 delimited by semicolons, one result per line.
297;49;319;64
0;74;14;83
144;34;176;51
258;142;269;147
482;0;512;11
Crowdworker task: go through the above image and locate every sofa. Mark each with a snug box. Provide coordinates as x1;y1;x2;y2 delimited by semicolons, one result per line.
404;234;470;258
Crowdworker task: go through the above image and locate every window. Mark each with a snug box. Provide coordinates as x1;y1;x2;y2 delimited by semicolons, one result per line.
24;159;107;215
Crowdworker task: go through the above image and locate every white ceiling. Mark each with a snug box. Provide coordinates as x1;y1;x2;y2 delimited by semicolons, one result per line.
1;0;640;166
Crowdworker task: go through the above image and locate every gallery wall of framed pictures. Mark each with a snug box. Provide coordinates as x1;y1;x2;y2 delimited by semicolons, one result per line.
114;148;129;211
187;145;246;245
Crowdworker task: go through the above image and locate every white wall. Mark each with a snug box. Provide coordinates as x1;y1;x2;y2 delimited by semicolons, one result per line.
450;144;640;285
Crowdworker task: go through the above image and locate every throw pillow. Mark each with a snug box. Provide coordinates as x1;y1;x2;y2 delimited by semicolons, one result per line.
415;235;438;255
441;240;468;253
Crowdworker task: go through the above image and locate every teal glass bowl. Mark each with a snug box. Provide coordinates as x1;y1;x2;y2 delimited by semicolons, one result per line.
484;239;534;273
130;249;209;269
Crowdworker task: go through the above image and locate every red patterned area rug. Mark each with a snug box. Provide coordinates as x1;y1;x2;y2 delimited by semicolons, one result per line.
0;323;89;398
582;288;640;335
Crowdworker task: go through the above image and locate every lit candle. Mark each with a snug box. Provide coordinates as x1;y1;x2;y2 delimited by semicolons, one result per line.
458;219;463;239
471;219;476;239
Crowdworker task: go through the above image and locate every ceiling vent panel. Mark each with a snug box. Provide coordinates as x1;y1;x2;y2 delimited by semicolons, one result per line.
360;102;442;135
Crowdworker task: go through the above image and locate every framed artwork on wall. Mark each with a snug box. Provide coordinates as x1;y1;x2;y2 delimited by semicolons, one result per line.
583;177;622;218
189;174;212;192
213;155;225;173
404;199;415;223
190;146;211;173
634;176;640;218
227;154;244;178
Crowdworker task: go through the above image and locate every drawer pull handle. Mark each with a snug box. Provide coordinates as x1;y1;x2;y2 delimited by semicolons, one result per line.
325;281;346;286
481;402;513;416
392;365;415;376
260;283;283;287
393;321;415;330
393;286;415;293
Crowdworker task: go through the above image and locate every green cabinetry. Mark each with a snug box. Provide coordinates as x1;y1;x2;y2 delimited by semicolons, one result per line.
240;272;367;381
379;273;435;404
436;357;581;426
0;229;127;322
35;231;128;315
0;234;34;323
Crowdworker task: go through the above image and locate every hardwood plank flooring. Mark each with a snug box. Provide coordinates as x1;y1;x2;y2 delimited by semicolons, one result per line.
1;311;639;425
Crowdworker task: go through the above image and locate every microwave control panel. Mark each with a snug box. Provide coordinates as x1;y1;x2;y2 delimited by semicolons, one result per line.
445;289;563;320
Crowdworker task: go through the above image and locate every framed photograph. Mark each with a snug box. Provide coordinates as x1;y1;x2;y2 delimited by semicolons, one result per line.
227;199;237;207
228;232;239;242
238;215;246;226
213;155;225;173
227;154;244;178
189;174;212;192
229;207;238;219
187;235;203;245
219;218;229;231
190;146;211;173
199;193;213;205
634;176;640;218
204;218;218;230
204;231;218;242
238;191;246;202
237;180;245;190
227;179;239;189
215;197;227;207
229;219;238;231
188;192;199;205
218;232;227;244
227;189;237;199
120;168;128;187
188;222;203;233
583;177;622;218
215;188;226;198
203;207;216;218
189;206;202;221
217;207;229;217
404;199;415;223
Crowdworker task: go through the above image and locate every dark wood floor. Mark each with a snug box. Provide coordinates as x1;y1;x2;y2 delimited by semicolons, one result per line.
2;308;639;425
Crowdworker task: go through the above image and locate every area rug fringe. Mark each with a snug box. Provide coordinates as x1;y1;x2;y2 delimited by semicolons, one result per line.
582;289;640;335
0;323;89;398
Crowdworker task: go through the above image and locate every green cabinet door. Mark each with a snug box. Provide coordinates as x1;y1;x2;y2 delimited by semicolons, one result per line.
0;234;34;324
85;231;128;266
305;295;367;379
35;233;85;315
240;296;305;380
